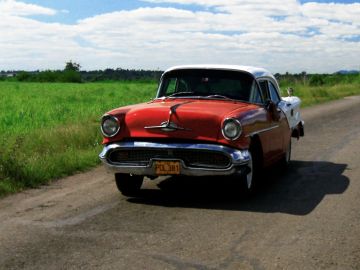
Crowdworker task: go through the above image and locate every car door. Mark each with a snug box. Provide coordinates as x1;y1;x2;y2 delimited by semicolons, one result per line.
257;79;285;164
267;80;288;160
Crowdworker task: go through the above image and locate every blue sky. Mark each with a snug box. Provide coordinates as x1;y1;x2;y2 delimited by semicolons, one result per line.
21;0;360;24
22;0;154;24
1;0;359;72
22;0;216;23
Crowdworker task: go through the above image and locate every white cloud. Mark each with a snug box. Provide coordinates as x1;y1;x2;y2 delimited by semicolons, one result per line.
0;0;56;16
0;0;359;73
301;2;360;24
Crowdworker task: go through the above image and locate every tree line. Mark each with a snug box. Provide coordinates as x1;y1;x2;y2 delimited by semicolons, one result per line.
0;61;163;83
275;71;360;87
0;61;359;85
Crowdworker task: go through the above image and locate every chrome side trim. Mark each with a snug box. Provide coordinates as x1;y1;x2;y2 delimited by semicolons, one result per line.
99;141;250;177
246;125;279;137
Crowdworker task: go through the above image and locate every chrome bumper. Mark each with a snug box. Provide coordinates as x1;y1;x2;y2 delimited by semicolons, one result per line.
99;141;250;177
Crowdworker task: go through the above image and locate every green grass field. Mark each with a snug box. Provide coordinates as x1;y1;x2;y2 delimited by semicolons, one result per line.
279;82;360;107
0;79;359;196
0;81;156;196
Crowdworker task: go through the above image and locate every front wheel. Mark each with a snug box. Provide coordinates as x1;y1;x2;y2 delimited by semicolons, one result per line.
281;138;291;167
243;151;254;190
241;149;260;194
115;173;143;197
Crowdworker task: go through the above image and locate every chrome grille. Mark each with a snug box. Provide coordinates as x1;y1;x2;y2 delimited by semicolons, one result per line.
108;148;231;168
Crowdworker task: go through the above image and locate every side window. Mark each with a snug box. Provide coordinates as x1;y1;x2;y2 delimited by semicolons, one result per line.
268;82;281;104
258;80;269;101
249;81;263;104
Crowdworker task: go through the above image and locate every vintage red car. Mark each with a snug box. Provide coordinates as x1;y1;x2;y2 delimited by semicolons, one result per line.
99;65;304;196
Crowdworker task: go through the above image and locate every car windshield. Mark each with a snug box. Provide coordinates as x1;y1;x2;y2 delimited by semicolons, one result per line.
158;69;262;103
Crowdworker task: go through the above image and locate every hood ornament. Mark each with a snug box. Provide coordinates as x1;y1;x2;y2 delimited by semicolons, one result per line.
144;101;193;132
145;121;191;132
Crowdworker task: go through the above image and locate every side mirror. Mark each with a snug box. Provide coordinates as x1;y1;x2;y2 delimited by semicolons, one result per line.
265;99;280;121
265;99;273;111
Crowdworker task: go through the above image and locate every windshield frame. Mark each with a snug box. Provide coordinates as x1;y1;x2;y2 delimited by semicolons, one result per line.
155;69;264;104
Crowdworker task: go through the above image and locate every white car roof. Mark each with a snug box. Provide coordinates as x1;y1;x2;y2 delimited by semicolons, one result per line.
164;64;275;80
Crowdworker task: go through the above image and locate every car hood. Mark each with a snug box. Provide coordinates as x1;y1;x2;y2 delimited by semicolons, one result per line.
107;98;255;143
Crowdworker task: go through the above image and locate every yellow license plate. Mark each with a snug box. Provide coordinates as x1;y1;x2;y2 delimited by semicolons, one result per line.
155;161;180;175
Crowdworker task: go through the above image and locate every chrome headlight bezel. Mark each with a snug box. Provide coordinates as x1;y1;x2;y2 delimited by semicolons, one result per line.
222;118;242;141
101;114;120;138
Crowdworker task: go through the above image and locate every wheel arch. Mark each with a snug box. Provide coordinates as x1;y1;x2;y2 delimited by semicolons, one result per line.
248;134;264;168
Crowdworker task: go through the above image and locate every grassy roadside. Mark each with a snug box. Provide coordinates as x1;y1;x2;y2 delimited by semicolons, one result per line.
0;79;359;197
0;81;156;196
279;83;360;107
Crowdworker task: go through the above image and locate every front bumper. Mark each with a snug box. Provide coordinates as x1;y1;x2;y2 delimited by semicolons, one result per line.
99;141;250;177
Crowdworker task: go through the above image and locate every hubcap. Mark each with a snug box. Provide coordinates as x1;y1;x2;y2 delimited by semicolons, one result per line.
246;152;253;189
285;140;291;163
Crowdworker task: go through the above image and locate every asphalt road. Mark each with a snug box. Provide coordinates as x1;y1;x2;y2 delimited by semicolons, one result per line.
1;96;360;270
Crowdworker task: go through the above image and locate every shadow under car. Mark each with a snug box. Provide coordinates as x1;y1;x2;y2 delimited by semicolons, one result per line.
127;160;349;216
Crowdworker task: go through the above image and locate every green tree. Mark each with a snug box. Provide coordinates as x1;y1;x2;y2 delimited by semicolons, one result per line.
65;61;81;72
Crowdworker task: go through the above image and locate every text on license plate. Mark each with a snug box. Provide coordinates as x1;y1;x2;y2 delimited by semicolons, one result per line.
155;161;180;175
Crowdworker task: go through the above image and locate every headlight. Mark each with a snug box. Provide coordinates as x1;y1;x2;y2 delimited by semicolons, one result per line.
101;115;120;137
222;118;242;140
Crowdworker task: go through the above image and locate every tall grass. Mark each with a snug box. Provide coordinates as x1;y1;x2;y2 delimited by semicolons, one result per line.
0;81;155;196
279;78;360;107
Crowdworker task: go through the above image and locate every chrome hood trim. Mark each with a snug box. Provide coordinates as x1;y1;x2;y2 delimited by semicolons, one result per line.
145;121;191;132
144;101;193;132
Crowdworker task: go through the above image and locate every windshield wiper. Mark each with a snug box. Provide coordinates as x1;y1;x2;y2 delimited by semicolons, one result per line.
166;91;195;98
205;94;232;100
